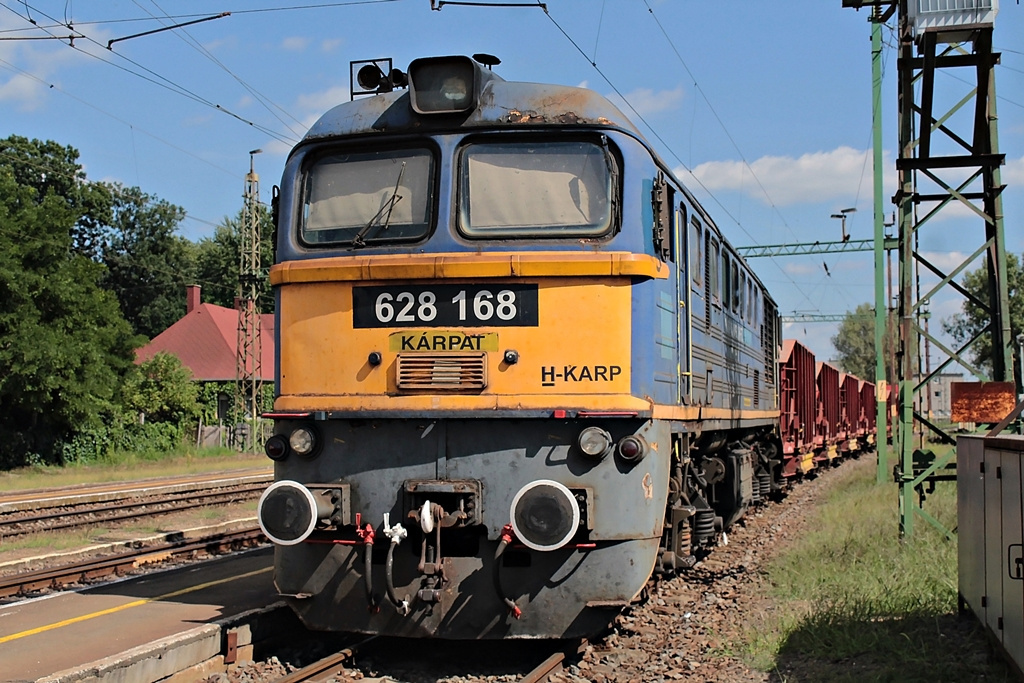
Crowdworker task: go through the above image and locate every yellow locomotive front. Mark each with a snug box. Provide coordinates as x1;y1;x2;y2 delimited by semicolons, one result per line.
258;56;683;638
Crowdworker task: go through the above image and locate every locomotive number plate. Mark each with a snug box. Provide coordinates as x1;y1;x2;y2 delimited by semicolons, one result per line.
353;284;538;328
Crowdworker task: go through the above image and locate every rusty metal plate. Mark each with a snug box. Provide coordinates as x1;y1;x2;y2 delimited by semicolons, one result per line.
951;382;1016;423
225;631;238;664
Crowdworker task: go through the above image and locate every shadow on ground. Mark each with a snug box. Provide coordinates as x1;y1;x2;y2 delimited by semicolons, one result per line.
767;611;1016;683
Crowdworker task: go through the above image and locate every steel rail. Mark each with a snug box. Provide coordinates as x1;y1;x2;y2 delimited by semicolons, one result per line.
520;640;585;683
0;484;267;538
0;470;271;508
272;637;378;683
520;650;566;683
0;527;266;599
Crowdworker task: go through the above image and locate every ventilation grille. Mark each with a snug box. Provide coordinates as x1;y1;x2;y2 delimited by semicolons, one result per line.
396;353;487;390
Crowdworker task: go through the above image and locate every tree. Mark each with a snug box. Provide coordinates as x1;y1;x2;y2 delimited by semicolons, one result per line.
192;206;274;313
832;302;894;382
0;167;140;467
122;352;199;425
100;184;192;339
0;135;112;259
943;252;1024;378
1;135;195;340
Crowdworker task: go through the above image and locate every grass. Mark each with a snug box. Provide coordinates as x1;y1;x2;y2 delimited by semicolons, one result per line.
743;450;1016;682
0;448;269;492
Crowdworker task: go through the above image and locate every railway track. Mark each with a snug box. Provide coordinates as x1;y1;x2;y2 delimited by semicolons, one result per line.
272;637;378;683
270;636;584;683
0;526;266;599
0;478;270;538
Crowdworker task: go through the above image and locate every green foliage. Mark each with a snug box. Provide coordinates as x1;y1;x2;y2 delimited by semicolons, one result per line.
99;184;192;339
192;206;274;313
122;352;200;424
0;135;113;258
59;417;186;464
0;134;275;470
195;381;274;428
943;252;1023;378
0;163;142;468
831;302;894;381
745;457;1011;682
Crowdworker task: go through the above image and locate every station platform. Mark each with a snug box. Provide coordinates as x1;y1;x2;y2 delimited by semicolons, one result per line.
0;547;278;683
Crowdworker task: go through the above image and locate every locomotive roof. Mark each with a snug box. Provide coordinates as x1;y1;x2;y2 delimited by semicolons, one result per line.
302;79;644;141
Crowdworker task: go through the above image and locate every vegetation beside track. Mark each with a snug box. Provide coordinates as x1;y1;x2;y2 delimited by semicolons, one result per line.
0;449;268;492
744;449;1013;682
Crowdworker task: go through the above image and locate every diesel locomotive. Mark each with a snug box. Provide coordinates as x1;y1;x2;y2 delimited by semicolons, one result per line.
257;55;784;639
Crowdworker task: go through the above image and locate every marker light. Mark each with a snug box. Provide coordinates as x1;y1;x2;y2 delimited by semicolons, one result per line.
289;426;319;458
264;435;289;461
577;427;613;461
616;435;648;463
510;480;580;552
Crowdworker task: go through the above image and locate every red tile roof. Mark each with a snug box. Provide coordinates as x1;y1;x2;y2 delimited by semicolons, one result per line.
136;303;275;382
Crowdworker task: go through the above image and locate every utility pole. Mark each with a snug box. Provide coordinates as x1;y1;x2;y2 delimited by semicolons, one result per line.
235;149;263;452
871;2;890;484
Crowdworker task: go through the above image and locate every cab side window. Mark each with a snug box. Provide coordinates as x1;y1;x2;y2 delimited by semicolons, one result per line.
709;237;720;304
690;218;702;288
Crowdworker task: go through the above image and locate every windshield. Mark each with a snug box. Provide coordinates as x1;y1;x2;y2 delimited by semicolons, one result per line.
459;140;614;238
301;148;434;246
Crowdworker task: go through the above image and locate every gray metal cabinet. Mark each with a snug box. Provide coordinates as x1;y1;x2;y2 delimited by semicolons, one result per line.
958;434;1024;676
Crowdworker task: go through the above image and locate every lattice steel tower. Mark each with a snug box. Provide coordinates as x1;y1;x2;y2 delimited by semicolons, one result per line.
844;0;1012;536
235;149;263;452
892;0;1011;536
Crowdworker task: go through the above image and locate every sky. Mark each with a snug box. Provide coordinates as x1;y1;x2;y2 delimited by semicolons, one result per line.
1;0;1022;366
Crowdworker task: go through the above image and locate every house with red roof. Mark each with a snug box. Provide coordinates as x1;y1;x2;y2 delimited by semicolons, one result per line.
136;285;275;382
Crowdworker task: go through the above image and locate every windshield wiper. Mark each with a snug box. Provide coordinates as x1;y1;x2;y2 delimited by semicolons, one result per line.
352;162;406;248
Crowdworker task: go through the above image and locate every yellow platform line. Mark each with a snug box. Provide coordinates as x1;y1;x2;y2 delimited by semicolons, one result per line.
0;566;271;644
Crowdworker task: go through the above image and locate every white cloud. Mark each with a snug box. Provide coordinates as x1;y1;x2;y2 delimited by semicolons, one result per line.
296;85;349;115
783;262;823;276
321;38;343;53
0;14;115;110
918;250;983;274
0;72;42;110
1003;155;1024;185
281;36;310;51
685;146;897;207
607;85;685;118
201;36;237;52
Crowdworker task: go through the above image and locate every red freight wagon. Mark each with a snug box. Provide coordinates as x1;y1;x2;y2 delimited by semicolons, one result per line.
780;340;817;477
815;362;841;462
860;380;877;446
839;373;863;451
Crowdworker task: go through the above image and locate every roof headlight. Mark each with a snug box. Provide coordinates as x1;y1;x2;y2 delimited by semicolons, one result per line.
408;56;477;114
289;426;319;458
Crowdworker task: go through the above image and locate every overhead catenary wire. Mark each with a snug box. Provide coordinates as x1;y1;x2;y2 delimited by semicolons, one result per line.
0;56;240;181
136;0;307;137
0;1;299;146
641;0;802;246
0;0;402;32
540;4;822;313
